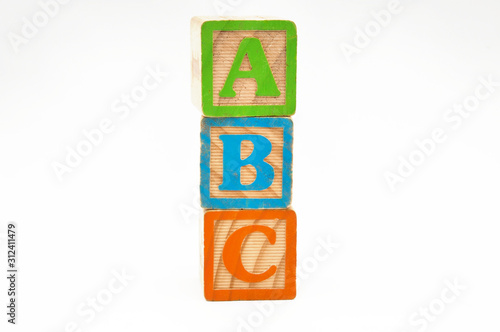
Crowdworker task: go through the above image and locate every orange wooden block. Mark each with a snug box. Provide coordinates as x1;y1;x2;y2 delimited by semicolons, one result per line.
203;209;296;301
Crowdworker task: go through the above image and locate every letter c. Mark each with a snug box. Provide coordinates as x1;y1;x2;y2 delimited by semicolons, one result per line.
223;225;277;283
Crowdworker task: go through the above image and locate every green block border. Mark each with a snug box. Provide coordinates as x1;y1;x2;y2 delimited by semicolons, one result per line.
201;20;297;117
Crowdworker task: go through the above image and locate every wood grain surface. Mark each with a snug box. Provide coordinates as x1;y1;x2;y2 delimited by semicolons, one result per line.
212;30;287;106
212;218;286;290
190;18;297;117
209;126;283;199
204;209;296;301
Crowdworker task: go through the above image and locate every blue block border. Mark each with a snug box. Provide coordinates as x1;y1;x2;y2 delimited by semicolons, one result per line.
201;117;293;209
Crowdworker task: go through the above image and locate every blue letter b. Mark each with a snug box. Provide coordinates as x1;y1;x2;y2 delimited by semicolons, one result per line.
218;134;274;191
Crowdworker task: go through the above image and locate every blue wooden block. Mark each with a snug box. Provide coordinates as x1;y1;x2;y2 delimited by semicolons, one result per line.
201;117;292;209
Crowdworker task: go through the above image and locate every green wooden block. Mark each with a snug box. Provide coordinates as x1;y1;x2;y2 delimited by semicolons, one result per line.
191;17;297;117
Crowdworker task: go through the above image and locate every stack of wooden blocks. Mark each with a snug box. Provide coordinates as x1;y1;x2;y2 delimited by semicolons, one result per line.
191;17;297;301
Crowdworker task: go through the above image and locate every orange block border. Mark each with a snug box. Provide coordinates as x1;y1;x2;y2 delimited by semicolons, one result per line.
204;209;297;301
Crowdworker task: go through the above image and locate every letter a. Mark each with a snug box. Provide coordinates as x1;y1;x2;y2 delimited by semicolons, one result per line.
219;37;280;98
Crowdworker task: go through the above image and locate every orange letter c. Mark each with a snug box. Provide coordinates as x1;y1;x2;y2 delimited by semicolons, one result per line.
222;225;277;283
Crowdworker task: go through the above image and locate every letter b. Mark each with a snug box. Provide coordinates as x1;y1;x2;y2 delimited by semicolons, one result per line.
219;134;274;191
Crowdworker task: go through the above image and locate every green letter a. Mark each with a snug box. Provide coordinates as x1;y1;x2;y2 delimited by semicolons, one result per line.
219;37;280;98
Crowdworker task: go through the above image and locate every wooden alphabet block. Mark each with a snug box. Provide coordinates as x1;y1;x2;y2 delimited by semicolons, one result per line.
201;117;292;209
191;17;297;117
203;209;296;301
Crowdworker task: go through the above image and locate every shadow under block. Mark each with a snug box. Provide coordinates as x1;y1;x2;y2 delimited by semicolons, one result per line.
191;17;297;117
201;117;292;209
203;209;296;301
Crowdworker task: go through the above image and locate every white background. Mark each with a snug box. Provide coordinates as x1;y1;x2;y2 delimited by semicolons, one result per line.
1;0;500;331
